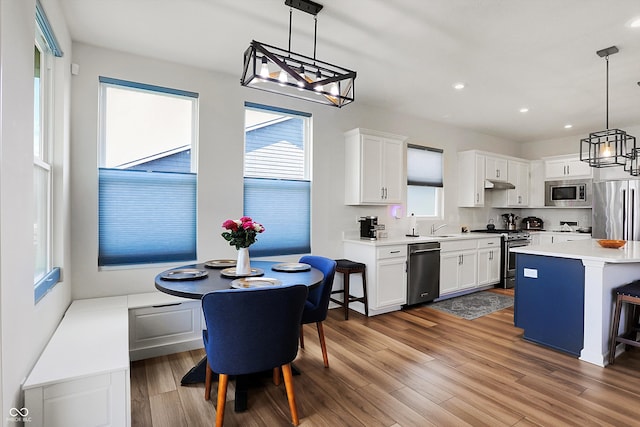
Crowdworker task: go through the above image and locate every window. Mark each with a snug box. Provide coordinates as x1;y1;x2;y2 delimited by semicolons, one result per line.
98;77;198;267
406;144;443;218
34;0;62;302
243;103;311;257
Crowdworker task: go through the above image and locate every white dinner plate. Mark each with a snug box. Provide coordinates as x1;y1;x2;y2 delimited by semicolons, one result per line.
220;267;264;278
231;277;282;289
160;268;208;281
204;259;236;268
271;262;311;272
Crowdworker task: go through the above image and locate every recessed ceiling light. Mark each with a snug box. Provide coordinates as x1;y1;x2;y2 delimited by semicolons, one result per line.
564;124;573;129
519;107;529;113
453;82;465;90
629;17;640;28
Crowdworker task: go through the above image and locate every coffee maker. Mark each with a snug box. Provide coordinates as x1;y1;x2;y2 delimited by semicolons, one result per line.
359;216;380;240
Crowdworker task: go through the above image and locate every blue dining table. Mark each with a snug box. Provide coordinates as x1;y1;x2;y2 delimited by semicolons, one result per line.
155;260;324;411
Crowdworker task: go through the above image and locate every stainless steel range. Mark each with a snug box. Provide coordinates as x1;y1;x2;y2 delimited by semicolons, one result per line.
472;229;531;288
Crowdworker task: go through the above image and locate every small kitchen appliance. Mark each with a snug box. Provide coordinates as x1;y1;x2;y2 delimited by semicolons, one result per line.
521;216;544;230
502;213;519;230
545;179;592;207
359;216;381;240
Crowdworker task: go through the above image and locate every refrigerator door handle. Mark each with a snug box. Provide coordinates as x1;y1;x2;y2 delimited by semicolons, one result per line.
631;189;635;240
623;189;627;239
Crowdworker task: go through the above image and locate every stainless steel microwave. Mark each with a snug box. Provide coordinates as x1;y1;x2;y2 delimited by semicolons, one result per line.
545;179;592;207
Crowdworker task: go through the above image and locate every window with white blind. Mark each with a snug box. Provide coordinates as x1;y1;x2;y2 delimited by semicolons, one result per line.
406;144;443;218
98;77;198;267
34;0;63;302
244;103;311;257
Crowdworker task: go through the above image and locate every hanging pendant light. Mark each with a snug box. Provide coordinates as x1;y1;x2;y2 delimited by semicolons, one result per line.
240;0;356;108
580;46;636;168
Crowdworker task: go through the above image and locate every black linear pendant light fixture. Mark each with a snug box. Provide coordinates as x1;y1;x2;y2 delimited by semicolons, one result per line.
240;0;356;107
580;46;636;169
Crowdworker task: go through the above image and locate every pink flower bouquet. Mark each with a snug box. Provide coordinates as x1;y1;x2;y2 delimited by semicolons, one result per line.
221;216;265;249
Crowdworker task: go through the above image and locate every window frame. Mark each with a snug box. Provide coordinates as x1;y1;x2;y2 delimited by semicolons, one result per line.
34;0;63;303
243;102;312;257
406;144;444;219
97;77;199;268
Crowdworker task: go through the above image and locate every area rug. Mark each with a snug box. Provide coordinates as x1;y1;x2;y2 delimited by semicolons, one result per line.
427;291;514;320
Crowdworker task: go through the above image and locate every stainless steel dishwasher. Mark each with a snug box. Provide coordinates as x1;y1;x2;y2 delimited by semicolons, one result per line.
406;242;440;305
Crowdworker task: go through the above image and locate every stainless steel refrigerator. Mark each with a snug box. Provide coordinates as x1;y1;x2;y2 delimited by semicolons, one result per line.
592;180;640;240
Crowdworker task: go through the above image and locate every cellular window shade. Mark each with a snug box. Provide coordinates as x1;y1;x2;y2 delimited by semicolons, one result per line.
244;177;310;257
99;168;196;266
407;145;443;187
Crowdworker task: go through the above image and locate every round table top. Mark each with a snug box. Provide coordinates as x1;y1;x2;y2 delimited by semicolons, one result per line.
155;260;325;300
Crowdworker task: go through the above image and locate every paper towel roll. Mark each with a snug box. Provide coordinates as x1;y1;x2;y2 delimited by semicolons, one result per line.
409;213;417;235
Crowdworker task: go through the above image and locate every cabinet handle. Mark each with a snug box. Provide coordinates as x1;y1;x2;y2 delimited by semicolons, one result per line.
489;251;493;260
496;169;500;178
152;303;182;308
390;250;401;254
459;254;463;265
567;165;570;175
381;187;385;199
476;193;479;203
518;195;522;204
384;187;388;199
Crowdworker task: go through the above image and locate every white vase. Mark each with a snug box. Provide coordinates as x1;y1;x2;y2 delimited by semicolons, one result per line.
236;247;251;275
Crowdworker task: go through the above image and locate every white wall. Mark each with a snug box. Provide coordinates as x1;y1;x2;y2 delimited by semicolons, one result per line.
69;42;519;299
0;0;71;420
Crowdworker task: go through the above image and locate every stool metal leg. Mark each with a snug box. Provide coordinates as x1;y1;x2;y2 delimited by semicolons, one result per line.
343;272;350;320
361;269;368;317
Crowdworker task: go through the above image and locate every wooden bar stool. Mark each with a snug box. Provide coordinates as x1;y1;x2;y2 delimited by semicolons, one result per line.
608;280;640;365
330;259;368;320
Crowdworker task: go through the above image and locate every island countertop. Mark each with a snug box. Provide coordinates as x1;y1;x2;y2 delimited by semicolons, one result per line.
511;239;640;263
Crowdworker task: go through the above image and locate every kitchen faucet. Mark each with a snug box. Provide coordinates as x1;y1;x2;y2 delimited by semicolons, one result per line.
430;223;447;235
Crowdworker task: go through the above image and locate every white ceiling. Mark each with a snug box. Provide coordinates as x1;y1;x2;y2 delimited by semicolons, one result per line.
58;0;640;142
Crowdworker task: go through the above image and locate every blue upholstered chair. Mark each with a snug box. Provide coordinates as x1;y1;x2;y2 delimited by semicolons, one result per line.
202;284;308;427
298;255;337;368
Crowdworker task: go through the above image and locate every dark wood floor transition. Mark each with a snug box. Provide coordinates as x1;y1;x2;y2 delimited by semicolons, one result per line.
131;289;640;426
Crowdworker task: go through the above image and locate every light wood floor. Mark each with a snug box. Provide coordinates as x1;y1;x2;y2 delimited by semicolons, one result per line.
131;289;640;426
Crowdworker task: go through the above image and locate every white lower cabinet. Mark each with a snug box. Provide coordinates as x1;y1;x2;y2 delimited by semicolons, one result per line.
129;300;203;361
440;240;478;296
478;238;501;286
343;242;407;316
532;232;591;244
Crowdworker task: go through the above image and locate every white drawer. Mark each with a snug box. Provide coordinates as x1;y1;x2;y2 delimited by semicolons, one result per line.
377;245;407;259
440;239;477;252
477;238;501;249
129;301;202;353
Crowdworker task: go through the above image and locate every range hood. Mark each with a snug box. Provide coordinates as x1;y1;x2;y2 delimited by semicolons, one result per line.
484;179;516;190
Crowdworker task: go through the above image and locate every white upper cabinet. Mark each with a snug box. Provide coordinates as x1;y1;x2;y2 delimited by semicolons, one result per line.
506;160;530;207
458;151;486;207
545;156;593;179
344;128;406;205
485;156;508;181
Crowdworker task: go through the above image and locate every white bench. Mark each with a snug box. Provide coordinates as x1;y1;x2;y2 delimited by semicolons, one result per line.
23;292;204;426
23;296;130;427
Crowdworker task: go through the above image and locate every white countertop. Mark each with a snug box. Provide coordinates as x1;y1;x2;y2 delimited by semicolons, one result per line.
511;239;640;263
343;232;501;246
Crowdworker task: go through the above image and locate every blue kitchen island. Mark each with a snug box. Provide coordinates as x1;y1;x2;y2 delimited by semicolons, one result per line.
512;239;640;367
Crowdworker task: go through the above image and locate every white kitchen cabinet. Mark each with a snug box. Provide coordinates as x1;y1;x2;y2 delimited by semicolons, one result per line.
477;238;501;286
545;156;593;179
128;300;203;361
440;240;478;295
344;128;406;205
507;160;529;206
486;156;508;181
528;160;545;207
493;160;530;207
458;150;486;207
535;232;591;244
343;242;407;316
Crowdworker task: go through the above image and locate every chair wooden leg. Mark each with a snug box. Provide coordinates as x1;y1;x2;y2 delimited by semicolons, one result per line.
299;325;305;349
609;295;624;365
343;273;350;320
281;363;300;426
204;361;212;401
316;321;329;368
215;374;228;427
273;366;281;386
